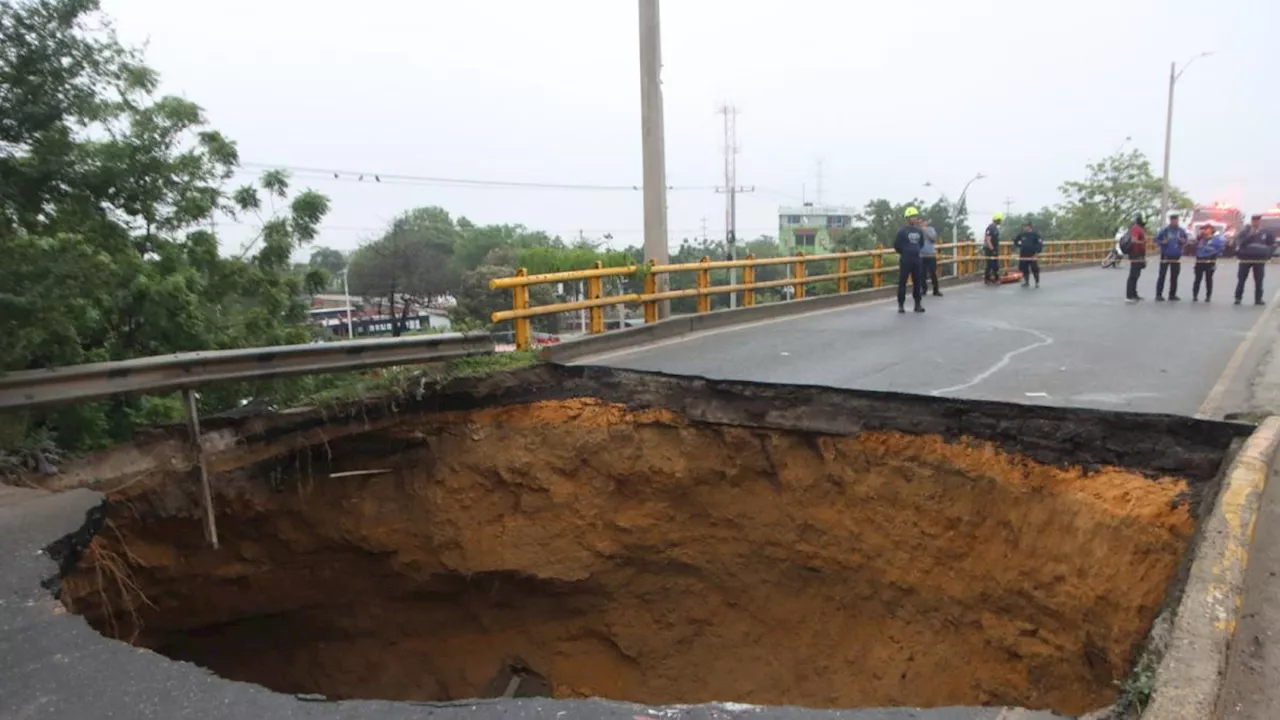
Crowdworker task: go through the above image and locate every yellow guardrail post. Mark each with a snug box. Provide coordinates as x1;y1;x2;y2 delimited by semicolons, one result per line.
872;245;884;288
743;254;757;306
642;259;658;323
792;251;807;300
837;254;849;294
587;261;605;334
511;268;532;350
696;256;712;313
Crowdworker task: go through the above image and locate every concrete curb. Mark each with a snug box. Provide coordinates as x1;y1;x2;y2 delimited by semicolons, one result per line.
1142;416;1280;719
543;261;1102;364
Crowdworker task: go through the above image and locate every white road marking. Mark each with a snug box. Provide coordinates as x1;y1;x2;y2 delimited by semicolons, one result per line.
929;321;1055;396
567;279;993;365
1196;287;1280;420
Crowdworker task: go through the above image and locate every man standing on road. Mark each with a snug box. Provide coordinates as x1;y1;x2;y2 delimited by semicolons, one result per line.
983;212;1004;284
1125;214;1149;302
1013;220;1043;288
1154;213;1189;301
1235;213;1276;305
919;217;942;297
1191;222;1225;302
894;207;927;314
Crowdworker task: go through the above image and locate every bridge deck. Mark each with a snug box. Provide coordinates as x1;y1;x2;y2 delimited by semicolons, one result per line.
577;263;1279;417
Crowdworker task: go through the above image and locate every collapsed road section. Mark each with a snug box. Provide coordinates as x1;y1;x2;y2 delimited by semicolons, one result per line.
30;365;1252;718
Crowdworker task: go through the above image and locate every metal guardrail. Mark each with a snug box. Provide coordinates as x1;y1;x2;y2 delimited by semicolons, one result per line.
0;331;495;551
489;239;1115;350
0;332;496;412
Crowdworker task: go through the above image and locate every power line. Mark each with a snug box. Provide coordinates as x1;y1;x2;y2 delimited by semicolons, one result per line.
235;162;718;192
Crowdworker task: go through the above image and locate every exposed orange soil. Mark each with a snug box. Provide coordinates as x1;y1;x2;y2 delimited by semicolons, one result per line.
61;398;1195;715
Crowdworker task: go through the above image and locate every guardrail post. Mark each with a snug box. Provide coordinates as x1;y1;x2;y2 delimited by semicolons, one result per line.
696;256;712;313
512;268;532;350
873;245;884;288
587;261;605;334
743;254;756;306
642;260;658;323
182;389;219;549
837;254;849;294
792;251;807;300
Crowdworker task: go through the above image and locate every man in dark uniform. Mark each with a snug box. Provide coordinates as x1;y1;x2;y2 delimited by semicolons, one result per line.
1125;214;1149;302
983;212;1005;284
1154;212;1188;301
1013;220;1043;287
894;207;927;314
1235;213;1276;305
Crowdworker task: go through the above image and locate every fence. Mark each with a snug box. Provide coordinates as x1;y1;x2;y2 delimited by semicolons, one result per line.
489;239;1114;350
0;332;496;549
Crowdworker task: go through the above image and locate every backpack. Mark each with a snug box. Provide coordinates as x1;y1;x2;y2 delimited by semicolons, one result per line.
1117;227;1133;254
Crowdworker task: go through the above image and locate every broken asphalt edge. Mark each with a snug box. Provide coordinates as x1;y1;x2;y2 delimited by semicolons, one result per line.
543;262;1101;365
1141;415;1280;720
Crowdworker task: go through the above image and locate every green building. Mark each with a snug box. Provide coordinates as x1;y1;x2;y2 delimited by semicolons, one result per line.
778;203;857;254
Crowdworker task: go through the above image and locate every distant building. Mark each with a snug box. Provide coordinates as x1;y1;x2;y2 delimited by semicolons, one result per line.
308;293;452;338
778;203;857;254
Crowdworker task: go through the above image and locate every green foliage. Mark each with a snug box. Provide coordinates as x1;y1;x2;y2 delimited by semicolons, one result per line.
0;0;331;454
1057;149;1194;239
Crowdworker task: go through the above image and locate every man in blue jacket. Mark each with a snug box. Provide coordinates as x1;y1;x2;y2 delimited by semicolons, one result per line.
1191;223;1225;302
1235;213;1277;305
1154;213;1189;301
894;207;927;314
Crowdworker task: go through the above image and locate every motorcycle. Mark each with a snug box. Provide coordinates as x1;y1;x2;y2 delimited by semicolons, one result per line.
1101;228;1126;269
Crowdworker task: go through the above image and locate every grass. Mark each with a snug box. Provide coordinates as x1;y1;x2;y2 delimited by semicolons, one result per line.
299;350;541;408
1114;647;1159;716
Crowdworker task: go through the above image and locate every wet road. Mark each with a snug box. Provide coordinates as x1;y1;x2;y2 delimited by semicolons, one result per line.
576;262;1280;417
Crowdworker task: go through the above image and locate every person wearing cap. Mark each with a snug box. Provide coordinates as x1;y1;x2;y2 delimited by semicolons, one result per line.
893;207;927;313
1012;220;1043;287
1191;222;1225;302
1154;212;1189;301
983;212;1004;284
1234;213;1277;305
919;217;942;297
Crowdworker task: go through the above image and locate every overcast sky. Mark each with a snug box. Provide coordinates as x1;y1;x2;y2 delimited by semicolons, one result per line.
100;0;1280;257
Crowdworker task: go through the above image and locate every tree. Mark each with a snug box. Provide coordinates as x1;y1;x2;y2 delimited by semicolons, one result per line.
346;207;460;336
1;0;332;455
1057;149;1194;239
308;246;347;286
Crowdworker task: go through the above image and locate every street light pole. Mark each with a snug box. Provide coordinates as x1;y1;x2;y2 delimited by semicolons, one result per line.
342;267;355;339
943;174;985;276
1160;52;1213;222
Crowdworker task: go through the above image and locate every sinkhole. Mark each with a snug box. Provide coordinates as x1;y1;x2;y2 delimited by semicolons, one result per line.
49;366;1241;716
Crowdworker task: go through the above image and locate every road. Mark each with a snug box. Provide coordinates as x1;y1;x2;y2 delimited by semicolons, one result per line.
576;262;1280;418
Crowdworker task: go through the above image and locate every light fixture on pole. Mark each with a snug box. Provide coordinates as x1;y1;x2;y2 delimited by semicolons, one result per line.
1160;52;1213;221
927;174;986;276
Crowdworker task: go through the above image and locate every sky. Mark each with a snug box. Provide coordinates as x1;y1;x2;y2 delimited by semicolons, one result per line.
99;0;1280;258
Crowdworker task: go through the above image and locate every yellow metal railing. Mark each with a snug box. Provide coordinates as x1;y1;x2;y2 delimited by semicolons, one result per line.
490;239;1115;350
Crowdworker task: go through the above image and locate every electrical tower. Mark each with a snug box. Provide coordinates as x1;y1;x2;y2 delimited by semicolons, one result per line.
716;103;754;308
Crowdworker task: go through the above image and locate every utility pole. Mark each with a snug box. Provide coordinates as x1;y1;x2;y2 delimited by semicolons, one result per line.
1160;52;1213;222
1004;198;1014;217
716;103;755;309
815;158;824;205
699;216;709;242
638;0;670;317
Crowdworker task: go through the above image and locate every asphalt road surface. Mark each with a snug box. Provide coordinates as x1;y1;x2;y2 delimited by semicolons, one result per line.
576;262;1280;417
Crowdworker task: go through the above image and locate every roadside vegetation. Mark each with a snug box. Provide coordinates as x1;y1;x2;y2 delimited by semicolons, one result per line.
0;0;1191;463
